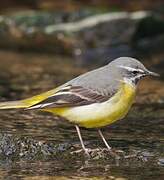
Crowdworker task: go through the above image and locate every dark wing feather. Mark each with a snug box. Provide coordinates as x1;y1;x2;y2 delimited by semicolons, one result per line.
28;85;112;109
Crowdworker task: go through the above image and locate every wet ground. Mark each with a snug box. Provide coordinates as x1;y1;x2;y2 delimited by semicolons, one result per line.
0;50;163;179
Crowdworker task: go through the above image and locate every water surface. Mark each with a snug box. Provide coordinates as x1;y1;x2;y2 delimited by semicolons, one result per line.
0;50;163;179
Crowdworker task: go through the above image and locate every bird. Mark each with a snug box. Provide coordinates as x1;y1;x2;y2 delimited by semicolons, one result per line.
0;57;159;156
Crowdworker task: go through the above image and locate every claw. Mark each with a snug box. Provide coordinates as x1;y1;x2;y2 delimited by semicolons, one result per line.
71;148;100;157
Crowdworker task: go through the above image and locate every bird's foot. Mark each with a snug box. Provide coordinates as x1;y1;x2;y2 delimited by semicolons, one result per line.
105;149;139;160
71;147;129;161
100;148;121;160
71;148;101;157
123;150;140;159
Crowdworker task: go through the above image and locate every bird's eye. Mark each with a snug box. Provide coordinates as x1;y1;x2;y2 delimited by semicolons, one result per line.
132;70;138;75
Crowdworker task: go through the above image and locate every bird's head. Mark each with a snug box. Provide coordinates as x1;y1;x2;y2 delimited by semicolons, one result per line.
109;57;159;86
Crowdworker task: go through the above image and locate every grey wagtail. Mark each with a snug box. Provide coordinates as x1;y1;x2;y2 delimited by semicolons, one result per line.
0;57;159;156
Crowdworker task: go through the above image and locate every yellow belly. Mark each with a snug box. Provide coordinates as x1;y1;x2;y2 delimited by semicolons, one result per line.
44;83;136;128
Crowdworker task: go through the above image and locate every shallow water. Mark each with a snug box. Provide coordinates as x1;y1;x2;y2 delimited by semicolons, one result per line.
0;50;163;179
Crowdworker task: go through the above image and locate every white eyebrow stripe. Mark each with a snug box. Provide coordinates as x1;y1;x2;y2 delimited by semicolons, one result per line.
118;65;144;73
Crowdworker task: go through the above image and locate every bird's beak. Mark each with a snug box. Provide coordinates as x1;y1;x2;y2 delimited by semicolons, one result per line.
147;70;160;77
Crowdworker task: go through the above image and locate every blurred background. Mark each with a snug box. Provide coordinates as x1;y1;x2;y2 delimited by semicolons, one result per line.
0;1;163;179
0;0;163;101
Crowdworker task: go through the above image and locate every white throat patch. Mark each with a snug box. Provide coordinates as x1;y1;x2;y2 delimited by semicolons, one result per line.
123;75;143;87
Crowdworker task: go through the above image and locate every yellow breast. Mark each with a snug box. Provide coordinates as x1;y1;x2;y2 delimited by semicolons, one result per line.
44;83;136;128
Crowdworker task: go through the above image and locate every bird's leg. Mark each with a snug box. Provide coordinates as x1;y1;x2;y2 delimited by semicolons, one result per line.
98;129;120;159
72;126;100;156
75;125;90;156
98;129;112;151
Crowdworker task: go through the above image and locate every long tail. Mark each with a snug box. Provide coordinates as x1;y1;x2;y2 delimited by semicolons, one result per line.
0;100;29;109
0;87;59;110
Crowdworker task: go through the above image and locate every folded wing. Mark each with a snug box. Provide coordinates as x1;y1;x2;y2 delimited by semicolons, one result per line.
27;85;112;109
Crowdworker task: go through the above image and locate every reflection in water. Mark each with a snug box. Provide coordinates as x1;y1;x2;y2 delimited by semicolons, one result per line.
0;158;163;179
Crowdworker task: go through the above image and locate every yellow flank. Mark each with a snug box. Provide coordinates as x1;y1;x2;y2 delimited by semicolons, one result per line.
44;83;136;128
